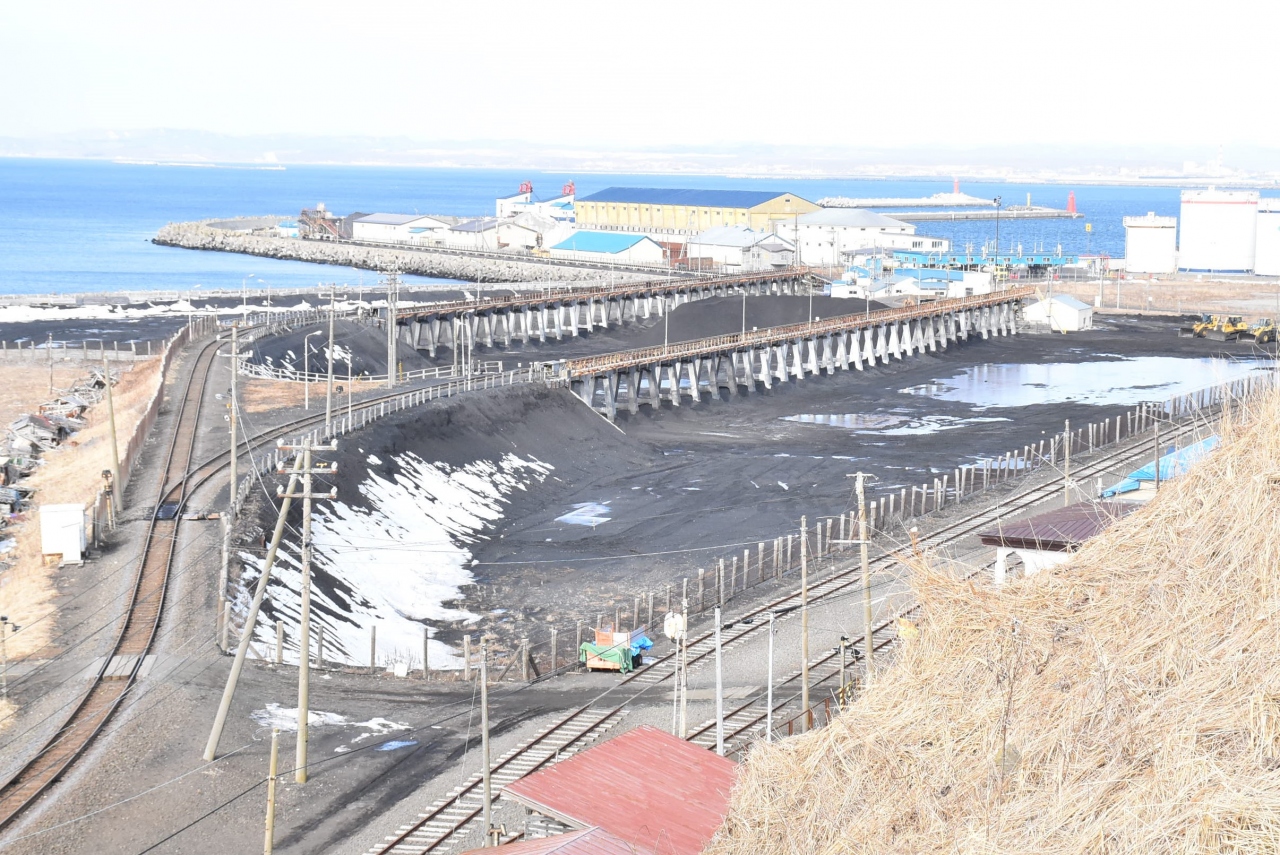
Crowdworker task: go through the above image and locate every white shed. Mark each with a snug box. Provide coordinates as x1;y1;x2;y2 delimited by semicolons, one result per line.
1124;213;1177;274
40;503;86;564
352;214;451;244
1024;295;1093;331
549;232;665;265
1256;199;1280;276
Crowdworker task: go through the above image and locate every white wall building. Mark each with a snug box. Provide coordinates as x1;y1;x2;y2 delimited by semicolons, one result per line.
1124;213;1178;274
440;218;501;250
1255;199;1280;276
687;225;794;271
776;209;947;266
1179;188;1259;272
1024;295;1093;331
352;213;451;244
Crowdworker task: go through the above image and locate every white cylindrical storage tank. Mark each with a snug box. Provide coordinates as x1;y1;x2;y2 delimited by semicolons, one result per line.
1178;188;1258;272
1255;199;1280;276
1124;213;1177;274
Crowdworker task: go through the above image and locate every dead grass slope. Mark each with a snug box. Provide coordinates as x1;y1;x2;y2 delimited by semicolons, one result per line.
708;395;1280;854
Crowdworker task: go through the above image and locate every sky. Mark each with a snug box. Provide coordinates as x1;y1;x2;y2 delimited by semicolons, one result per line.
0;0;1274;153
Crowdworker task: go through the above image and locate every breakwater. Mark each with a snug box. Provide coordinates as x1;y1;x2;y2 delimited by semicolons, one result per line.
153;220;646;284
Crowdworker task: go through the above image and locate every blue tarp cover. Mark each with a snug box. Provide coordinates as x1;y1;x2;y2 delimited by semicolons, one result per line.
1102;436;1219;497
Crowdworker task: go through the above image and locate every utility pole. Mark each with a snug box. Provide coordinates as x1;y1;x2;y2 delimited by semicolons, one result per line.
264;728;279;855
0;616;20;699
101;350;122;513
680;597;688;739
46;333;53;394
480;639;492;846
385;271;399;390
276;441;339;784
800;515;809;730
714;605;724;756
229;326;239;517
765;610;775;742
854;473;873;668
1063;419;1071;507
1153;419;1161;492
325;287;337;431
205;454;304;761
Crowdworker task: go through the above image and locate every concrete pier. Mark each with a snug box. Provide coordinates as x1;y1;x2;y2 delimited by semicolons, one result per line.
557;287;1032;420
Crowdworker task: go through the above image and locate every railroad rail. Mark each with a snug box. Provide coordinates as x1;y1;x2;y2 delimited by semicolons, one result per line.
364;384;1227;855
0;333;225;830
558;286;1034;377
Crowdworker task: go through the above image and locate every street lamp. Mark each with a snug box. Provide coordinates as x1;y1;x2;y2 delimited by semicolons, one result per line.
241;273;255;309
992;195;1003;256
1;615;19;699
303;330;323;410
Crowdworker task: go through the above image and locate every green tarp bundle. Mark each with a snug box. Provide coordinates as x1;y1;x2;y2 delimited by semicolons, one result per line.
579;641;633;673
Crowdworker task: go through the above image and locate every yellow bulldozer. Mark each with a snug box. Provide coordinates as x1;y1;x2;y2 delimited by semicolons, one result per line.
1204;315;1249;341
1241;317;1277;344
1178;313;1215;338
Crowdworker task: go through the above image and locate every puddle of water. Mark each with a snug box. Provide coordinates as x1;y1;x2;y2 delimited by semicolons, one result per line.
782;413;1011;435
556;503;612;526
900;357;1266;409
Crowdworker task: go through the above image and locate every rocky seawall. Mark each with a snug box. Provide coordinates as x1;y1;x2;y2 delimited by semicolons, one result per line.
153;220;643;284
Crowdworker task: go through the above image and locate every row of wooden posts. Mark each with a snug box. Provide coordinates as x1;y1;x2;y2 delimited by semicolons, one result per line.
439;372;1268;684
242;370;1272;682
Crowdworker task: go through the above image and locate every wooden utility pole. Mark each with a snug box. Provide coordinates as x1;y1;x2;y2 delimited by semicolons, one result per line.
766;610;775;742
1153;419;1161;492
480;639;492;846
800;515;809;730
101;350;122;513
276;441;339;784
1063;419;1071;506
205;455;304;761
325;287;337;431
264;728;279;855
854;473;873;668
385;271;399;390
714;606;724;756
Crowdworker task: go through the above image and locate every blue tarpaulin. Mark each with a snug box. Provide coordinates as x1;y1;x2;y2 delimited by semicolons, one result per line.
1102;436;1219;497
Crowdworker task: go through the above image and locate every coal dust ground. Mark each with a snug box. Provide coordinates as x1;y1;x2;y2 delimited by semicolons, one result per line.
254;304;1274;649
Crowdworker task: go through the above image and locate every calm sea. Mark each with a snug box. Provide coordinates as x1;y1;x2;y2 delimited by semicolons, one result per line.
0;158;1185;296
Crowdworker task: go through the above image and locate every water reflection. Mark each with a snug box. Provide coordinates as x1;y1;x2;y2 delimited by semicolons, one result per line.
900;357;1266;409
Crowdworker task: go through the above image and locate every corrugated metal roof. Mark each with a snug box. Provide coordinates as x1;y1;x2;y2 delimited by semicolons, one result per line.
452;218;500;232
460;827;642;855
978;501;1138;552
502;725;736;855
578;187;806;209
798;208;912;229
354;213;425;226
550;232;654;253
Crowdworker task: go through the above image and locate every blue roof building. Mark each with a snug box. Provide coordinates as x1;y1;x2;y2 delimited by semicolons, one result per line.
549;232;665;265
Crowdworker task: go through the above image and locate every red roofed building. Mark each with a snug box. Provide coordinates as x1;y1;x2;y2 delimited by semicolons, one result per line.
495;725;737;855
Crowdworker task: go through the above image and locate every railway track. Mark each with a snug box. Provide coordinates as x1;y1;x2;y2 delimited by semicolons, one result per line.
0;333;224;830
363;404;1220;855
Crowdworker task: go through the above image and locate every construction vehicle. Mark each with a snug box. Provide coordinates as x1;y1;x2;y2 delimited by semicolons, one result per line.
1241;317;1277;344
1204;315;1248;341
1178;313;1215;338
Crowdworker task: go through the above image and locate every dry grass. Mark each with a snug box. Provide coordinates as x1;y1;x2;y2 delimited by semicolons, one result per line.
0;359;163;661
707;393;1280;854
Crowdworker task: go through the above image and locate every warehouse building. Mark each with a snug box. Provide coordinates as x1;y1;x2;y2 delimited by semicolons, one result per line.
1178;188;1258;272
776;209;948;267
352;213;451;244
1024;294;1093;331
1124;213;1178;274
549;232;665;265
574;188;818;238
686;225;795;272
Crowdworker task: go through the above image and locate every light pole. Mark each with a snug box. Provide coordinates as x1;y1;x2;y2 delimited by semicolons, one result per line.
0;615;19;699
741;290;747;337
241;273;255;310
303;330;323;410
992;196;1003;282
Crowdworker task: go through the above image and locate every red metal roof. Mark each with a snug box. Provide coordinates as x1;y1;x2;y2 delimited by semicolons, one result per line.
460;827;642;855
502;725;737;855
978;500;1138;552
